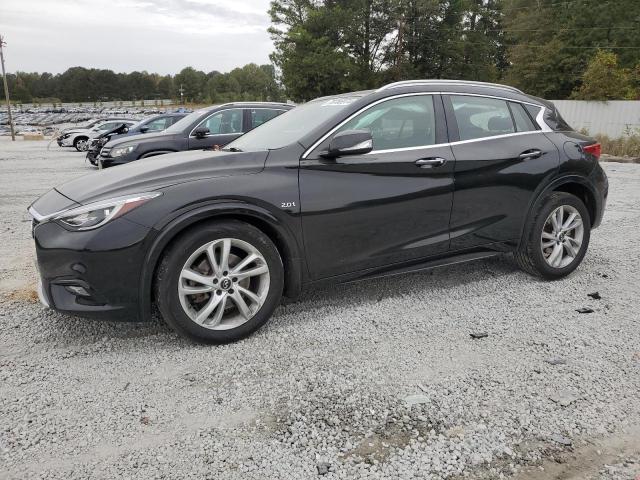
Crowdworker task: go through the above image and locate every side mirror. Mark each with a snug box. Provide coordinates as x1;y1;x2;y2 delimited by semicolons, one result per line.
193;127;209;139
139;125;149;133
324;130;373;157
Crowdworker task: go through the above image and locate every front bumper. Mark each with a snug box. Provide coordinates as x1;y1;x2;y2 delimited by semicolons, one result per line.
97;151;137;168
30;209;154;321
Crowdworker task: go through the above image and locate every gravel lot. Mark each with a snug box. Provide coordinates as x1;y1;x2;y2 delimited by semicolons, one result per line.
1;138;639;479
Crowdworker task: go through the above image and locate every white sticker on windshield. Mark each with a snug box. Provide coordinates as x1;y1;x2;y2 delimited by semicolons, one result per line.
321;97;357;107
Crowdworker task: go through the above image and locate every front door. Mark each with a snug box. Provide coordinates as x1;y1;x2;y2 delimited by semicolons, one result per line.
188;108;244;150
300;94;455;280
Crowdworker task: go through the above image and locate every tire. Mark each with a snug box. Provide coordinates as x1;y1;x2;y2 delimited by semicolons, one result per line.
515;192;591;279
155;220;284;344
73;137;89;152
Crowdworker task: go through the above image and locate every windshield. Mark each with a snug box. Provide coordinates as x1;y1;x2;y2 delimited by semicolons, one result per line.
164;109;208;133
225;96;362;151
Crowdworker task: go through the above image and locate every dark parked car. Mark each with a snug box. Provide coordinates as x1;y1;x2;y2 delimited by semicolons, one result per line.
86;113;187;165
29;80;607;344
96;102;292;167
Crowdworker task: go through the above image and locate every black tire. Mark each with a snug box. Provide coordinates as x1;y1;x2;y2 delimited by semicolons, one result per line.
515;192;591;279
154;220;284;344
73;136;88;152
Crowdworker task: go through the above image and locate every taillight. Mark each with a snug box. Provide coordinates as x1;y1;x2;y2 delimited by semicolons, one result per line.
583;143;601;160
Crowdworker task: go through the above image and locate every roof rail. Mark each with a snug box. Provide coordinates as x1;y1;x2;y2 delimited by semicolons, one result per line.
219;101;292;107
377;80;524;94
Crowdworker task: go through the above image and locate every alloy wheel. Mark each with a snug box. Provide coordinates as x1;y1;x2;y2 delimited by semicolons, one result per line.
540;205;584;268
178;238;270;330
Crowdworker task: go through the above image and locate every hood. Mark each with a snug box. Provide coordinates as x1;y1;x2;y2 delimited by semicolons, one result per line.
63;128;91;135
55;149;269;204
106;130;174;148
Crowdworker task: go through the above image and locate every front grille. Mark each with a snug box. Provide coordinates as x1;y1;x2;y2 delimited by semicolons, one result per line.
100;147;111;157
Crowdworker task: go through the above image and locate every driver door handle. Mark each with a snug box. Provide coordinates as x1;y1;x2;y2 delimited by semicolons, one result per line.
415;157;447;168
519;149;542;160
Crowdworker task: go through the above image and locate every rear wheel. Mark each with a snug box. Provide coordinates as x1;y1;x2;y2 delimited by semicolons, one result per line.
515;192;591;279
155;221;283;343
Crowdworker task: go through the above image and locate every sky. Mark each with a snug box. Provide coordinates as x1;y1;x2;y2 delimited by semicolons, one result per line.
0;0;274;75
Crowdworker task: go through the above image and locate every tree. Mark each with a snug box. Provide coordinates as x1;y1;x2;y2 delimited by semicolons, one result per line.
572;50;635;100
174;67;207;102
503;0;640;98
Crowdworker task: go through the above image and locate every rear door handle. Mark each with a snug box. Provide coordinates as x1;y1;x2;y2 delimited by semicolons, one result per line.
519;149;542;160
415;157;447;168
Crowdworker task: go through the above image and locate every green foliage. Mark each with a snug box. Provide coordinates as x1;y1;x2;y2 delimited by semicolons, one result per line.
503;0;640;98
571;50;636;100
3;64;285;104
269;0;510;100
595;132;640;157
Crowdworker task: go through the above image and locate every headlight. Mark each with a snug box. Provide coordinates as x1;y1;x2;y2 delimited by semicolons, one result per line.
110;145;136;158
54;192;161;230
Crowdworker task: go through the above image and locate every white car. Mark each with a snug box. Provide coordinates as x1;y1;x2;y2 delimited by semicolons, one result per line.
57;119;137;151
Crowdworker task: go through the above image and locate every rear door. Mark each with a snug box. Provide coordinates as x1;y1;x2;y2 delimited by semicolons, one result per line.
299;94;455;279
443;94;559;250
188;108;244;150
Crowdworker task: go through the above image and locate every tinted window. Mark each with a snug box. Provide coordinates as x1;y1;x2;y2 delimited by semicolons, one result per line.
509;102;537;132
145;117;170;131
334;95;436;151
250;109;284;130
544;107;573;131
451;95;515;141
524;104;542;122
195;108;243;135
226;95;362;151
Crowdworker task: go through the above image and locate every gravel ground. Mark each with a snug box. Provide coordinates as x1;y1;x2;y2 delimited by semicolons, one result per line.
1;138;639;480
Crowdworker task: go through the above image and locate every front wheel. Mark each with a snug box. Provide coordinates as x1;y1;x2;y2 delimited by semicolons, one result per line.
155;221;284;343
74;137;89;152
515;192;591;279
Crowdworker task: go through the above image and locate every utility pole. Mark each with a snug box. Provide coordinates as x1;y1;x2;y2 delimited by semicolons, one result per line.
179;84;184;105
0;35;16;141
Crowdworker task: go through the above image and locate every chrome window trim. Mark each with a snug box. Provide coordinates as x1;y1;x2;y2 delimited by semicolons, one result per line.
366;131;545;155
302;92;437;159
302;92;550;159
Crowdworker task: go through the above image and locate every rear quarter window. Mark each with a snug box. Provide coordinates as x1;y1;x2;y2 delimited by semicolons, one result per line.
544;107;573;131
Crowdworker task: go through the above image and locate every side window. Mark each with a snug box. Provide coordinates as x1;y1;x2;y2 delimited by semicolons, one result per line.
334;95;436;151
97;122;115;131
249;109;284;130
451;95;515;141
195;109;243;135
145;117;170;131
509;102;537;132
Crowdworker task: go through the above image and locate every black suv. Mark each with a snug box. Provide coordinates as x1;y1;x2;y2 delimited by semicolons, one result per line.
29;80;608;344
97;102;292;167
86;113;188;165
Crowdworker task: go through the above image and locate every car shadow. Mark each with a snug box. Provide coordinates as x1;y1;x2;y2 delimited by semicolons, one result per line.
24;254;526;348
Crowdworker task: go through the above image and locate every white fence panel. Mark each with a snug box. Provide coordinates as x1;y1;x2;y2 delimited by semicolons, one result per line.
551;100;640;137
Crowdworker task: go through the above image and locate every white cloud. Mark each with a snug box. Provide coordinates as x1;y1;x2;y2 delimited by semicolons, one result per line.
0;0;274;74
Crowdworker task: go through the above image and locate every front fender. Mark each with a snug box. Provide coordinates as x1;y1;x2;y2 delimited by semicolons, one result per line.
137;200;304;321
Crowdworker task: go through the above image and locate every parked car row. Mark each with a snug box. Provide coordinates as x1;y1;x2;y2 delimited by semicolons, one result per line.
85;113;188;164
29;80;608;345
95;102;291;167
